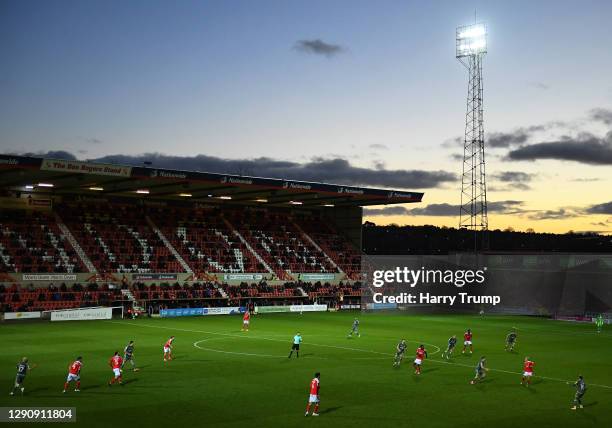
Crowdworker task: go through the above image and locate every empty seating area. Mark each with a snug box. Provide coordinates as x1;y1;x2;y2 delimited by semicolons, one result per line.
0;279;360;313
297;217;361;279
0;283;125;312
0;210;85;273
149;207;263;275
58;203;182;273
132;281;223;301
0;205;362;282
229;209;338;278
223;281;303;299
301;281;362;300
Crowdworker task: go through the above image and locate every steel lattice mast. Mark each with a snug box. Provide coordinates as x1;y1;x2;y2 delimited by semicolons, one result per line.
456;23;488;250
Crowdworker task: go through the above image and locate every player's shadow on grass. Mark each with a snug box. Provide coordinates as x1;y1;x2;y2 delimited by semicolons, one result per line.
86;391;140;395
421;367;440;374
81;384;104;391
473;378;495;389
583;401;598;408
122;378;139;385
319;406;343;414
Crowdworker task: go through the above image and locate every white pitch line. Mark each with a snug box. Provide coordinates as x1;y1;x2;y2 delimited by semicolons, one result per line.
429;357;612;390
193;338;314;359
110;320;437;359
109;321;610;389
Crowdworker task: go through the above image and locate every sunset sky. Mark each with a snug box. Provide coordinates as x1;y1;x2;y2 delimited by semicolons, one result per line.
1;0;611;234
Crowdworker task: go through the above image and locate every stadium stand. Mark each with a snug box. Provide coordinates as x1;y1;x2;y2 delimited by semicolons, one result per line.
57;203;183;273
148;207;263;275
0;282;125;312
228;209;338;279
0;210;85;273
0;154;427;314
296;216;361;279
223;281;304;300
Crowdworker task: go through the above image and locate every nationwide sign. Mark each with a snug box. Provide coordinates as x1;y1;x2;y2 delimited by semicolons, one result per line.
387;191;414;199
283;181;312;190
41;159;132;177
150;169;188;179
132;273;178;281
337;187;364;195
221;176;253;185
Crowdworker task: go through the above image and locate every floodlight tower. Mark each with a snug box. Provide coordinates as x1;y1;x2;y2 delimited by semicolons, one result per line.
456;22;489;250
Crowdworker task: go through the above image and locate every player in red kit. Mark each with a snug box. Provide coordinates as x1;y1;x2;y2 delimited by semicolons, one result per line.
521;357;535;387
462;329;473;354
108;351;123;386
242;310;250;331
413;345;428;375
305;372;321;416
163;336;175;362
63;356;83;393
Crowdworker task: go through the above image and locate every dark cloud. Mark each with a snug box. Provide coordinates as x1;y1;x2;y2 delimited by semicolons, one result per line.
32;151;455;189
487;125;546;148
294;39;344;57
364;200;524;217
489;183;530;191
589;108;612;125
528;208;571;220
507;132;612;165
444;125;549;150
371;160;386;170
363;206;410;216
494;171;532;183
486;200;526;214
491;171;534;190
441;136;462;148
21;150;77;160
405;203;459;217
585;201;612;215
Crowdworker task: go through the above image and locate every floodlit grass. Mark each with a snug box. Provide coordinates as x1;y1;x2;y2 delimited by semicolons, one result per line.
2;312;611;427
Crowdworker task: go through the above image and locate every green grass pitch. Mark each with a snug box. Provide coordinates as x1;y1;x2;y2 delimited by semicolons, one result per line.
2;311;611;427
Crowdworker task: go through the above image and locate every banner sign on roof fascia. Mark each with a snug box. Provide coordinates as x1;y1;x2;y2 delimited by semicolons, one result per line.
41;159;132;177
131;167;423;200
